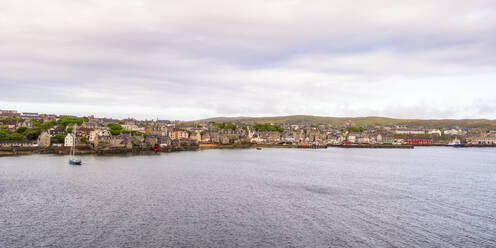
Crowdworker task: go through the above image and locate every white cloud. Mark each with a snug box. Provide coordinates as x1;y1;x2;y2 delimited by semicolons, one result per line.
0;0;495;119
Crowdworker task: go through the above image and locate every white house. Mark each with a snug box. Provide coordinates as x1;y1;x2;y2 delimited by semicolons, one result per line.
444;129;460;135
376;134;383;143
428;129;442;136
64;134;75;147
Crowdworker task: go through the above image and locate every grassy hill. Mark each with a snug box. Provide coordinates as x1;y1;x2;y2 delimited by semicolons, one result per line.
194;115;496;129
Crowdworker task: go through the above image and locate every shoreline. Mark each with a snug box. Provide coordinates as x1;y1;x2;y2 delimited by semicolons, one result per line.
0;145;199;157
1;143;496;157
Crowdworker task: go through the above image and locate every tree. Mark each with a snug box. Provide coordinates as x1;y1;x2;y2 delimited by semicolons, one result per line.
253;123;284;132
121;130;144;136
213;122;237;130
8;133;25;140
108;123;123;135
0;129;27;140
57;116;87;127
51;134;66;144
24;128;42;140
80;136;89;144
33;120;57;131
5;117;23;123
109;129;121;135
107;123;123;130
214;123;225;129
0;129;8;140
347;127;366;133
200;131;206;136
67;127;73;133
16;127;28;134
226;123;236;130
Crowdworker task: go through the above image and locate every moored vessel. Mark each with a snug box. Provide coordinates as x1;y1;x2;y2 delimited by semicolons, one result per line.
68;126;82;165
448;138;465;147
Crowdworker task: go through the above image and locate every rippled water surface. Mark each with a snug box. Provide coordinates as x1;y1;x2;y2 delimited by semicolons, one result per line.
1;148;496;247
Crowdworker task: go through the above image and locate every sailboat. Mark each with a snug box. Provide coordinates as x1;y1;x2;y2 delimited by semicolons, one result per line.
69;127;82;165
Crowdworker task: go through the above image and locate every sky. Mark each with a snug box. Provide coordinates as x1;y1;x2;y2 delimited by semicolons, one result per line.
1;0;495;120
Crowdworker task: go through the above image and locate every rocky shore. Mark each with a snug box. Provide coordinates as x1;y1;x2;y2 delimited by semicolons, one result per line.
0;144;200;157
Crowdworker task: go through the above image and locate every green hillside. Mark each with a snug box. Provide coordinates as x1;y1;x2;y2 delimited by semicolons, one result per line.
195;115;496;129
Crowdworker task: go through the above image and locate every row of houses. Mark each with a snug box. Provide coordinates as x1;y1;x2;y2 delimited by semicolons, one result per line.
4;109;496;147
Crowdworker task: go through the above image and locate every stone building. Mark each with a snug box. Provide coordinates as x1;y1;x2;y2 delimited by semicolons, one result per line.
37;131;51;147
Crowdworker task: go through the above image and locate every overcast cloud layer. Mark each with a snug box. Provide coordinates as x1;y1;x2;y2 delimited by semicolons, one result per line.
1;0;495;120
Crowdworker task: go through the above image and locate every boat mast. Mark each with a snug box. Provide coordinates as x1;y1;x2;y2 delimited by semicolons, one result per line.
71;125;77;157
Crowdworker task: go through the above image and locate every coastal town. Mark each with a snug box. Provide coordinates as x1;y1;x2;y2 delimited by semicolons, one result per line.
1;109;496;155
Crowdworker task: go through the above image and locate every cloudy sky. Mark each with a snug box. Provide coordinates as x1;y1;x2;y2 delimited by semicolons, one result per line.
1;0;495;120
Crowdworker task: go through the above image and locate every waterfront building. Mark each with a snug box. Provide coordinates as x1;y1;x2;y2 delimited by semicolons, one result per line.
357;137;372;144
189;132;201;143
376;134;384;143
428;129;442;136
282;134;296;144
64;134;75;147
404;138;433;145
201;133;211;143
466;137;496;145
250;134;265;144
444;129;461;136
89;130;111;142
37;132;51;147
169;128;188;140
94;135;133;149
0;140;37;147
394;128;426;135
265;131;281;143
144;124;169;136
76;127;93;140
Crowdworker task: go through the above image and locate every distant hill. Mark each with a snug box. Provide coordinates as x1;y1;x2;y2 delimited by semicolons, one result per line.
193;115;496;129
